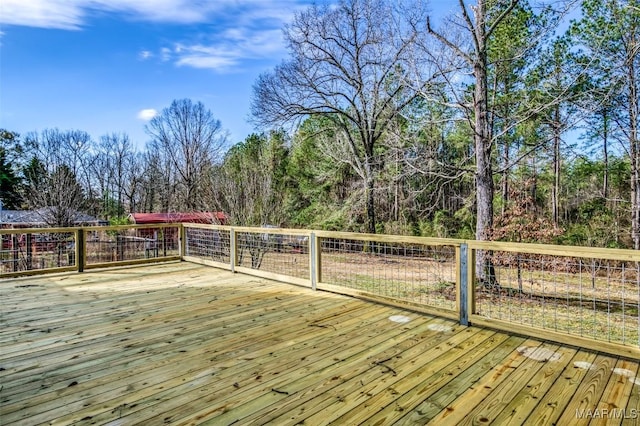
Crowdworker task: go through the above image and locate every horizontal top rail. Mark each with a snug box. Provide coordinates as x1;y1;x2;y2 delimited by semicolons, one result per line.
184;223;312;236
232;226;310;236
467;240;640;261
82;223;181;232
0;223;183;235
5;224;640;261
7;223;640;261
182;223;228;230
313;230;463;246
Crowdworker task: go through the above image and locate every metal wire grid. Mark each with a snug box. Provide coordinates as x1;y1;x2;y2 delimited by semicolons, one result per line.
236;231;309;279
319;238;457;311
185;227;231;264
476;251;640;347
84;227;180;265
0;231;76;273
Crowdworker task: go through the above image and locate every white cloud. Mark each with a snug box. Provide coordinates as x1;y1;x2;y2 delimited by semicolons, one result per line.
0;0;309;29
0;0;224;29
137;109;158;121
0;0;85;30
171;43;244;71
138;50;153;60
223;28;285;55
176;54;238;71
0;0;309;71
168;27;286;72
160;47;172;62
88;0;222;24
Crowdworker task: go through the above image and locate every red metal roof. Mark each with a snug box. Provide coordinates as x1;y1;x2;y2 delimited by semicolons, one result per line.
129;212;227;224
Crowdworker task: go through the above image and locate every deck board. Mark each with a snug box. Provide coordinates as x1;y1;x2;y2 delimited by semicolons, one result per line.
1;262;638;425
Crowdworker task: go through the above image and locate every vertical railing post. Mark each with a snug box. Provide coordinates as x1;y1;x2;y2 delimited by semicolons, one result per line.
179;224;186;260
230;228;237;273
12;234;18;272
77;228;85;272
459;243;469;326
25;233;33;270
468;244;476;321
309;232;317;290
162;227;167;258
314;233;322;288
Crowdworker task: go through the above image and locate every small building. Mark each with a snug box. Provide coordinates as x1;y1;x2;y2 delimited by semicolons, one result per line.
1;208;107;250
127;212;228;247
0;208;107;229
128;212;227;225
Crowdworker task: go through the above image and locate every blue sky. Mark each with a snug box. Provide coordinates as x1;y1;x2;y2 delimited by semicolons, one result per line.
0;1;457;149
0;0;321;148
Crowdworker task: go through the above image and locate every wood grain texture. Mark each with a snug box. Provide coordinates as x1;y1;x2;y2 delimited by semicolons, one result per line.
0;262;638;425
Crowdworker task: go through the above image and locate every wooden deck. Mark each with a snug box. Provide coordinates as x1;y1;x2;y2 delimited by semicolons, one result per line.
1;262;639;425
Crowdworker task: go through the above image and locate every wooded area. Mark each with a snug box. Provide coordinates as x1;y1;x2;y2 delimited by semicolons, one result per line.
1;0;639;249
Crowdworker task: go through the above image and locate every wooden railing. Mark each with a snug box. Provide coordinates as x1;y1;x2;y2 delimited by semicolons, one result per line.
1;224;181;276
3;224;639;358
465;240;640;359
181;224;640;358
0;227;80;276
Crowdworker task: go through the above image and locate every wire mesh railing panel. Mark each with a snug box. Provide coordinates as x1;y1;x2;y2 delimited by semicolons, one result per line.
184;227;231;265
1;230;76;275
319;238;457;312
236;230;309;280
84;225;180;266
476;251;640;347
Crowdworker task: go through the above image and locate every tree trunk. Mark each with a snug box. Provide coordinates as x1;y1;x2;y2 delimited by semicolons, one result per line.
552;106;561;228
501;141;509;216
602;109;609;200
366;173;376;234
630;59;640;250
473;0;495;284
363;138;377;234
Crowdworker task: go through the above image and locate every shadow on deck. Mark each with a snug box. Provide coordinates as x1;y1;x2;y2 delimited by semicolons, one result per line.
1;262;639;425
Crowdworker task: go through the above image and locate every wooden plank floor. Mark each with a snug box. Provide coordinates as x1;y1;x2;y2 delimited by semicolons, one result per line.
1;262;639;425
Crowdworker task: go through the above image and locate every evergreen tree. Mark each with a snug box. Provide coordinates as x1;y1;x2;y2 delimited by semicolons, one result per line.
570;0;640;247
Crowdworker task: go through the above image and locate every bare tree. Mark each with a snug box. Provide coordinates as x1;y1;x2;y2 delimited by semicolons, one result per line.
146;99;228;211
24;129;90;227
385;96;473;222
251;0;433;234
206;133;289;268
92;133;137;217
138;148;176;212
209;133;288;227
122;152;145;214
